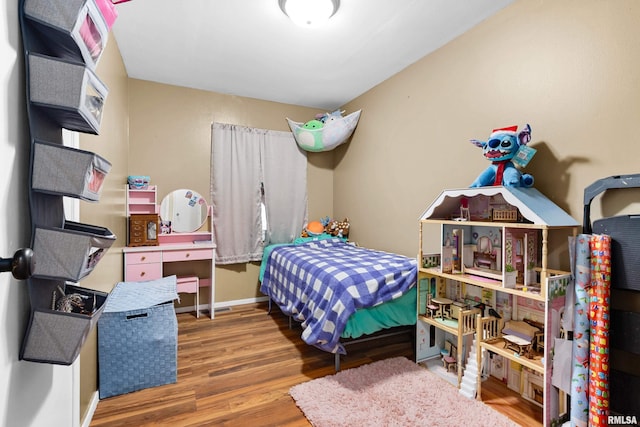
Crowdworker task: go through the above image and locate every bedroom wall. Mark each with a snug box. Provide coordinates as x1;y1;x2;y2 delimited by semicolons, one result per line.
337;0;640;378
126;80;334;303
338;0;640;262
78;34;130;423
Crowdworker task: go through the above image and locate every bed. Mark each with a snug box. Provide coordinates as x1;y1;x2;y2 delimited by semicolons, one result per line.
260;237;417;368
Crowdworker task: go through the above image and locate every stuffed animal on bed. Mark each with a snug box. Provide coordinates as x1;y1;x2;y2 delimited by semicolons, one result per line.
300;220;325;238
470;124;534;188
326;218;350;238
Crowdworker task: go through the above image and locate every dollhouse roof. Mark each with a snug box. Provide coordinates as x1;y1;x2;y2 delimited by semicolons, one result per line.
419;186;579;227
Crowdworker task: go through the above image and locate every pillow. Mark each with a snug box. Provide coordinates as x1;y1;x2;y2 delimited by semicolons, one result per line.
502;320;539;341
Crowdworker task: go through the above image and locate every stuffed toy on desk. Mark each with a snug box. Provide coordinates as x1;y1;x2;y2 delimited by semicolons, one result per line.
470;124;535;188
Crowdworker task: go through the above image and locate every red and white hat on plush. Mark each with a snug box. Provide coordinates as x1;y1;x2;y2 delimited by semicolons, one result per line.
490;125;518;137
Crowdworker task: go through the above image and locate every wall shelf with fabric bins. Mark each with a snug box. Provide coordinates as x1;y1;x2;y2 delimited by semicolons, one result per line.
31;221;116;282
23;0;110;69
19;0;117;366
20;281;108;365
28;53;108;134
32;139;111;201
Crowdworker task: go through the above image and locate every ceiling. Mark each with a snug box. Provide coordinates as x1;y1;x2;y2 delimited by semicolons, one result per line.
111;0;514;111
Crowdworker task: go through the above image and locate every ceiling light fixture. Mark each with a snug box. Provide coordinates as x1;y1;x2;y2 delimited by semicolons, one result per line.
279;0;340;28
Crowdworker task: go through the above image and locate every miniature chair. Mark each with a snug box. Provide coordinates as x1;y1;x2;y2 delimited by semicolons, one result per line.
426;294;440;318
534;330;545;353
442;344;457;372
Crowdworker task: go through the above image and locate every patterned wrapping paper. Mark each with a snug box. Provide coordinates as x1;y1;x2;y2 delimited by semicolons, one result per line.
569;234;591;427
570;235;591;427
588;234;611;427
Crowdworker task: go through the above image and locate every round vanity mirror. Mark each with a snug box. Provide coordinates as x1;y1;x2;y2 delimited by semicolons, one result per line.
160;189;209;233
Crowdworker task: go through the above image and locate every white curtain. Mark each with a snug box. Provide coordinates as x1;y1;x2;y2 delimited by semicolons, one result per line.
210;122;307;264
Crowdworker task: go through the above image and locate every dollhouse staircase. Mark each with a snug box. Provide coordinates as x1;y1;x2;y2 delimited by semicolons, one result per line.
459;336;479;399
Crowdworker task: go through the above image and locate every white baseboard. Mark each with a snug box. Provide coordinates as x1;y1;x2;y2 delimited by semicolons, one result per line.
81;391;99;427
174;295;269;314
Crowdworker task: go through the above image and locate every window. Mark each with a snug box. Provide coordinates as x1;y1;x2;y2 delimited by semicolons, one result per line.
210;123;307;264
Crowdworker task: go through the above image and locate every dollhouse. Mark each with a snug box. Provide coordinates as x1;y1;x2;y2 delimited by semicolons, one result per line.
416;186;579;426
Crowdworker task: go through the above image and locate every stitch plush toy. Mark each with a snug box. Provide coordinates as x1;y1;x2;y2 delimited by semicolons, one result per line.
470;124;534;188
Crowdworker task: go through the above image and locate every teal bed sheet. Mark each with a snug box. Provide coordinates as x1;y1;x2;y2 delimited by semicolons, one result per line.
259;243;290;282
341;286;417;339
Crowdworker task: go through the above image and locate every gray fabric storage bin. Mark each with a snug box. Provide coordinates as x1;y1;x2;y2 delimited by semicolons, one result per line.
98;276;179;398
21;284;108;365
28;53;108;134
23;0;108;68
32;220;116;281
32;139;111;201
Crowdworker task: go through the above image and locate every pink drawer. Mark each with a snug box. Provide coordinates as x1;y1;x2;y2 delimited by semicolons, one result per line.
125;251;162;265
125;262;162;282
163;248;212;263
176;276;199;294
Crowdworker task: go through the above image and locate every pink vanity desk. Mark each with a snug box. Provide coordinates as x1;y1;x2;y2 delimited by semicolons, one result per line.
123;232;216;319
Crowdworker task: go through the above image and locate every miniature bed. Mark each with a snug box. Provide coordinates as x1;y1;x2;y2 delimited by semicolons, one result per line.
260;237;417;370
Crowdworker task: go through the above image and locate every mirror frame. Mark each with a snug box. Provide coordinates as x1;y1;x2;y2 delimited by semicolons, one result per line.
159;189;209;233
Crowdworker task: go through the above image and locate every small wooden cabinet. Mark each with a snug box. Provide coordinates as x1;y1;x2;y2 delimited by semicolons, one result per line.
128;214;160;247
126;185;158;246
416;186;578;427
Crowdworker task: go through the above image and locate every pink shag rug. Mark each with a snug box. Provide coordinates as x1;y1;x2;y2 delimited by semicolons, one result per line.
289;356;518;427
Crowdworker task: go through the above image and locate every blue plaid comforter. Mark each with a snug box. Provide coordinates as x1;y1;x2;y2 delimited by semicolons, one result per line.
260;238;417;354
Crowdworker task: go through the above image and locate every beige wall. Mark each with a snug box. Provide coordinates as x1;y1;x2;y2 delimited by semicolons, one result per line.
78;35;130;423
337;0;640;378
338;0;640;265
126;80;334;302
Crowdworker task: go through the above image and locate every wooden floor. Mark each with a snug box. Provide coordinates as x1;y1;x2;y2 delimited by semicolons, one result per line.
90;302;542;426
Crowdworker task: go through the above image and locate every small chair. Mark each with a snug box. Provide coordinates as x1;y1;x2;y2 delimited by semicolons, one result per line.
442;343;457;372
426;294;439;318
176;276;200;318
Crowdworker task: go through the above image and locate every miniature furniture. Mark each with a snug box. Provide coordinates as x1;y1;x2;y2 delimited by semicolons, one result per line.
431;297;453;319
503;334;532;356
442;342;457;372
426;294;440;318
416;186;579;426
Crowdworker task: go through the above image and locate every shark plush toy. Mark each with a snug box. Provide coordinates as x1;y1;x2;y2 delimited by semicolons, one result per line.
470;124;534;188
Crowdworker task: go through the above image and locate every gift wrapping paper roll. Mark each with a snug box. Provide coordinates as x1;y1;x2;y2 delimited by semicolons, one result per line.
588;234;611;427
570;235;591;427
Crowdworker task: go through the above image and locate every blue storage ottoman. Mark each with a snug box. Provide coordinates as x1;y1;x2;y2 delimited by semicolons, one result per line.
98;275;178;399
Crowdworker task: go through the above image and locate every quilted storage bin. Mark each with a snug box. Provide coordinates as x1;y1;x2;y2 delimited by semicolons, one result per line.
32;139;111;201
28;53;108;134
98;276;179;398
23;0;109;68
32;220;116;281
21;284;108;365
